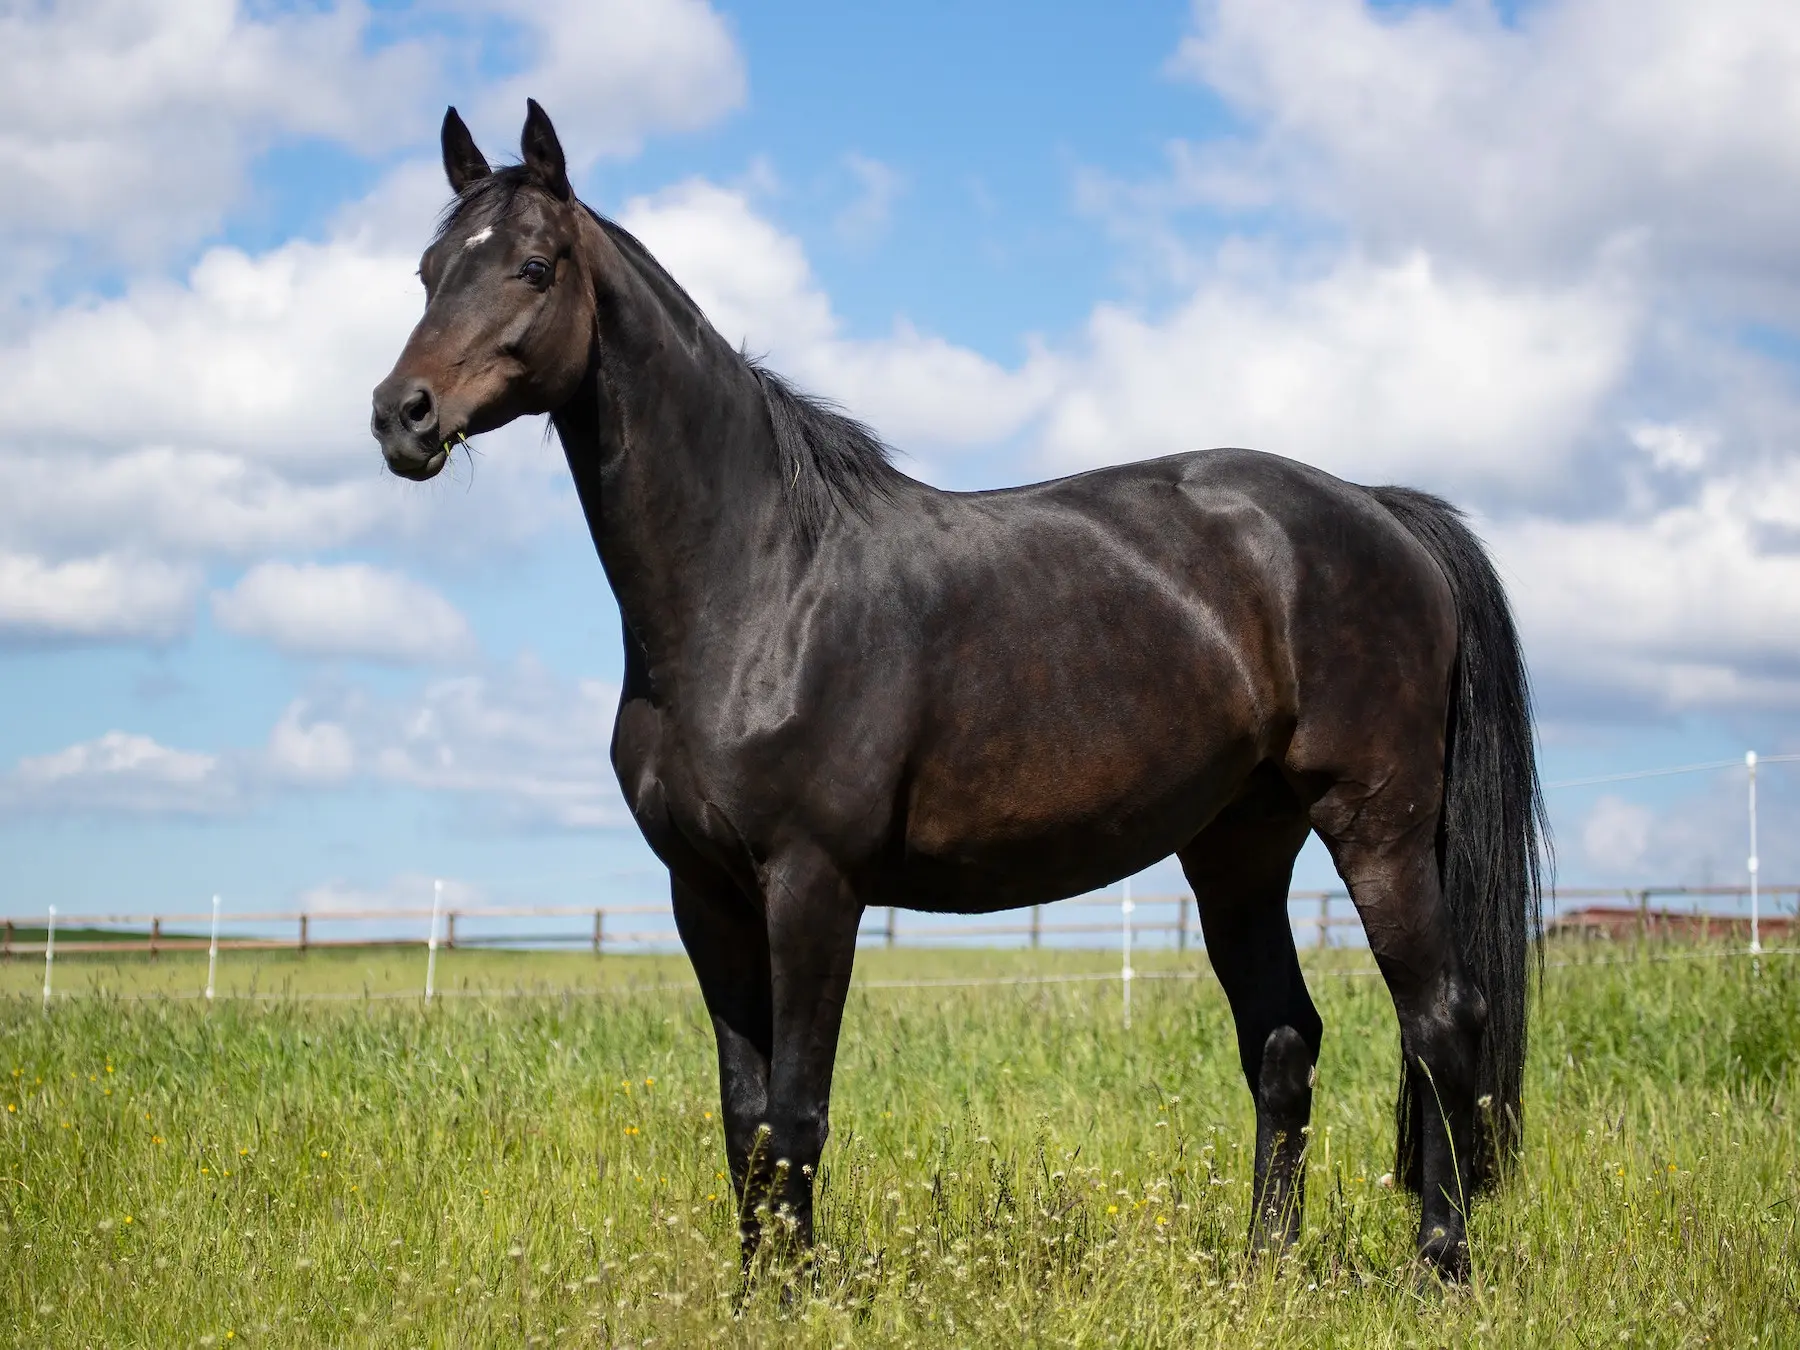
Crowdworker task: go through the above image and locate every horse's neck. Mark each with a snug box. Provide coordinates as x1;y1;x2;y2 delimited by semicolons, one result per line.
554;242;789;683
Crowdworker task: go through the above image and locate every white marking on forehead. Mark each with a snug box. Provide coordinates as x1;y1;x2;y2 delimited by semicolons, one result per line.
463;226;494;249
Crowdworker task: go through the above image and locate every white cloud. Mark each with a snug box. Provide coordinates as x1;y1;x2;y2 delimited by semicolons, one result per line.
212;562;475;665
618;180;1056;449
2;729;237;815
0;0;432;266
0;551;198;643
1581;795;1653;872
1170;0;1800;295
1549;766;1795;887
1495;466;1800;709
0;233;419;461
1037;249;1634;489
471;0;745;162
0;167;577;570
267;705;356;784
0;0;748;281
1627;422;1712;475
342;661;624;828
275;658;625;828
0;448;389;562
0;658;624;826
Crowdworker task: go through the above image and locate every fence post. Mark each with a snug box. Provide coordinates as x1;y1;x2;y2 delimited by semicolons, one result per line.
425;878;443;1003
1635;888;1649;941
1747;750;1761;956
593;908;605;955
886;907;897;948
2;918;11;960
42;906;55;1012
1030;905;1042;949
1317;893;1329;951
150;916;161;959
205;895;220;1002
298;913;308;954
446;912;457;950
1121;879;1135;1030
1176;899;1188;953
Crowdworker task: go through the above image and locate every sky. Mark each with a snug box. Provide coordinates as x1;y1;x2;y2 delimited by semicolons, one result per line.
5;0;1800;929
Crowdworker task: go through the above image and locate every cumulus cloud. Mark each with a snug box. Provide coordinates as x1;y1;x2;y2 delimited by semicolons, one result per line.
0;222;434;588
0;658;624;827
0;0;748;282
470;0;745;162
212;562;475;665
1169;0;1800;297
1581;795;1653;872
0;164;579;599
0;730;239;815
1494;468;1800;710
619;179;1057;450
1037;250;1634;490
0;551;199;643
0;0;751;654
267;704;357;784
1553;765;1794;887
0;0;431;269
0;233;419;461
327;660;624;828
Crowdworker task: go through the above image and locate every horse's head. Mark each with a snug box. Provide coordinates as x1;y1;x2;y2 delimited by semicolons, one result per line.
371;101;596;481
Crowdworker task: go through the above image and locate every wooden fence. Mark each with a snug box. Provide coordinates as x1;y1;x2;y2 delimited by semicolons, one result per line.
3;884;1793;960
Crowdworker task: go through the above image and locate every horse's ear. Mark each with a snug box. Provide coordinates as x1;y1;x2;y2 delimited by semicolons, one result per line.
442;108;490;195
520;98;571;201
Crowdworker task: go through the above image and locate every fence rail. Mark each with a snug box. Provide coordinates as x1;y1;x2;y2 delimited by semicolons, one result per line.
4;884;1794;960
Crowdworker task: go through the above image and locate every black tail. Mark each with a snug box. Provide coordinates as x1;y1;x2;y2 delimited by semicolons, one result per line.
1368;486;1549;1192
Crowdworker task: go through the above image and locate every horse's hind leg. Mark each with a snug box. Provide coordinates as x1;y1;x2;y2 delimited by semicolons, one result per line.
1178;775;1317;1253
1310;777;1485;1279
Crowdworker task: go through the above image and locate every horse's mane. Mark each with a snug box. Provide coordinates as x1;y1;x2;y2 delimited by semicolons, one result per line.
437;168;905;544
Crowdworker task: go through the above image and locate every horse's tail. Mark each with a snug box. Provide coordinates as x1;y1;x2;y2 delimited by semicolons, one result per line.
1368;486;1549;1193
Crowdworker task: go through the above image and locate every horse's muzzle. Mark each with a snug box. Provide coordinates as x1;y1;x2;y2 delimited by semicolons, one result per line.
371;374;451;480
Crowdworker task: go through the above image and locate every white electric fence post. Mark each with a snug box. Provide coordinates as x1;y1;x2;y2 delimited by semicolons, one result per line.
1747;751;1761;956
205;894;220;1001
425;878;443;1003
1121;877;1134;1030
42;905;55;1011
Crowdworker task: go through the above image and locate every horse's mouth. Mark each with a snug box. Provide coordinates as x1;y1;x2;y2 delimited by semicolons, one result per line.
383;442;450;482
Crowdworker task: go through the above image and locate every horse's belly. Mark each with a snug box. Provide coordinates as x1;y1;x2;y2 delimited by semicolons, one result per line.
889;742;1255;913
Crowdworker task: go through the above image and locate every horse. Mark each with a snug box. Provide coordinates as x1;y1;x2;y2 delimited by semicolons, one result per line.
370;100;1546;1279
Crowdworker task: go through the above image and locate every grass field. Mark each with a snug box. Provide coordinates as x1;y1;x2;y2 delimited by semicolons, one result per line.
3;941;1798;1347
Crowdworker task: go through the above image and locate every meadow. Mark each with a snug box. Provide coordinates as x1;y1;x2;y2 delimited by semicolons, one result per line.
2;940;1797;1347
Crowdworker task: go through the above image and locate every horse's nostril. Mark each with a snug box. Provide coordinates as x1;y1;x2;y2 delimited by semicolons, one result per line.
402;387;435;429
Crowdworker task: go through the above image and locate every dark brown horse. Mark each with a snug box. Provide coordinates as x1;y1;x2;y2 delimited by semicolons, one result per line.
371;102;1545;1278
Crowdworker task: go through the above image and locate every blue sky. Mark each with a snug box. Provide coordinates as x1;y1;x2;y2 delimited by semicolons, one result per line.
4;0;1800;926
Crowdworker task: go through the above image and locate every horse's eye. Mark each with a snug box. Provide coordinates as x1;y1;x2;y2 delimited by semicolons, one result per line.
520;258;551;287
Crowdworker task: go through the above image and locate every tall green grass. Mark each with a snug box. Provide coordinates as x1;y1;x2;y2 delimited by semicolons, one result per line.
3;945;1797;1345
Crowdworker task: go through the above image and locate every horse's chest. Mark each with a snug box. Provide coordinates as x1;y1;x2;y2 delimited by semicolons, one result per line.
611;698;763;878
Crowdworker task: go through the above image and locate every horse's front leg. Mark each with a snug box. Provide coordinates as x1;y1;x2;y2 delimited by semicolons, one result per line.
670;871;773;1259
758;843;865;1250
